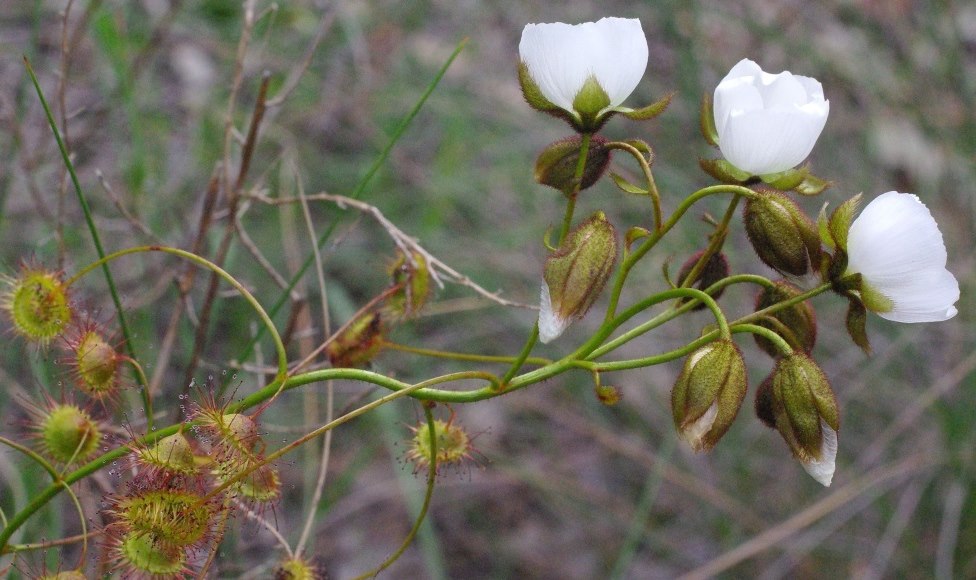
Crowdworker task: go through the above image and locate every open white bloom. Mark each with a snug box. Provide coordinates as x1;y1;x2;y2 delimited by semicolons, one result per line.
846;191;960;322
713;59;829;175
519;17;648;117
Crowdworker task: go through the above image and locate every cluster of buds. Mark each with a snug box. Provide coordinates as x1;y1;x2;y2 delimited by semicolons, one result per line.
103;478;219;577
519;17;959;488
193;408;281;505
2;262;128;407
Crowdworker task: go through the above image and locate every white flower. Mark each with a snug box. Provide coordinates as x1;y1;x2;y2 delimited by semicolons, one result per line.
846;191;959;323
519;17;648;118
713;58;829;176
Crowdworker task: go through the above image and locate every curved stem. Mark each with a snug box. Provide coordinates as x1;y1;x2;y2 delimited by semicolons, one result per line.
23;57;148;424
607;140;661;231
123;357;154;431
731;323;793;356
66;245;288;381
385;340;551;368
675;194;741;295
204;371;490;502
501;325;540;388
354;404;438;579
590;273;776;359
59;481;88;570
604;184;758;320
0;436;59;481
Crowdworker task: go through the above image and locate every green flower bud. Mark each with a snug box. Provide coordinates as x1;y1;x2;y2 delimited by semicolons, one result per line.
743;189;821;276
753;280;817;357
538;212;618;343
387;250;431;319
325;312;385;368
763;353;840;486
534;135;612;196
670;339;748;452
40;404;101;464
138;432;198;475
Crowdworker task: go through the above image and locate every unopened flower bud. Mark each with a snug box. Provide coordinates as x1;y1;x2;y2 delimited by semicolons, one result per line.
39;403;101;464
138;432;198;475
534;135;612;196
117;533;186;576
676;250;730;310
275;556;325;580
538;212;618;343
387;250;431;319
753;280;817;357
326;311;385;367
70;329;123;399
2;267;72;345
762;353;840;486
743;189;821;276
406;418;473;471
671;339;748;452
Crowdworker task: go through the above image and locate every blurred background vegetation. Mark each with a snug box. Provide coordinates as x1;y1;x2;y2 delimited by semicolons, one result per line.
0;0;974;577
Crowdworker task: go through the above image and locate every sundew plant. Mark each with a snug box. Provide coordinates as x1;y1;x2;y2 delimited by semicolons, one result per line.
0;3;972;578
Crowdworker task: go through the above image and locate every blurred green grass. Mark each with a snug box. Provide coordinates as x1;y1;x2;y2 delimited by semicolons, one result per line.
0;0;974;578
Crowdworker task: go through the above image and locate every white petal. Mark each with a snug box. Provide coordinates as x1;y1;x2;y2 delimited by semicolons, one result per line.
713;59;829;175
719;108;829;175
538;282;570;343
802;420;837;487
519;18;647;114
679;402;718;452
847;192;960;323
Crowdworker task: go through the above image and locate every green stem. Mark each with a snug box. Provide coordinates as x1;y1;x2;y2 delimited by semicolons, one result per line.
23;57;149;426
205;371;493;502
65;245;288;381
501;325;539;387
233;38;469;372
0;436;59;481
676;194;741;294
732;323;793;356
590;273;776;359
604;184;758;320
607;140;661;231
385;340;550;368
556;132;592;245
508;132;595;384
354;405;438;579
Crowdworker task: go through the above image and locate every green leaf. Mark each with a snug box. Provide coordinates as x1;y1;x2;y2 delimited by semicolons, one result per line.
625;226;651;250
827;193;863;251
699;158;751;184
845;297;871;355
700;94;719;146
795;173;832;196
610;172;648;195
618;92;674;121
762;167;808;191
